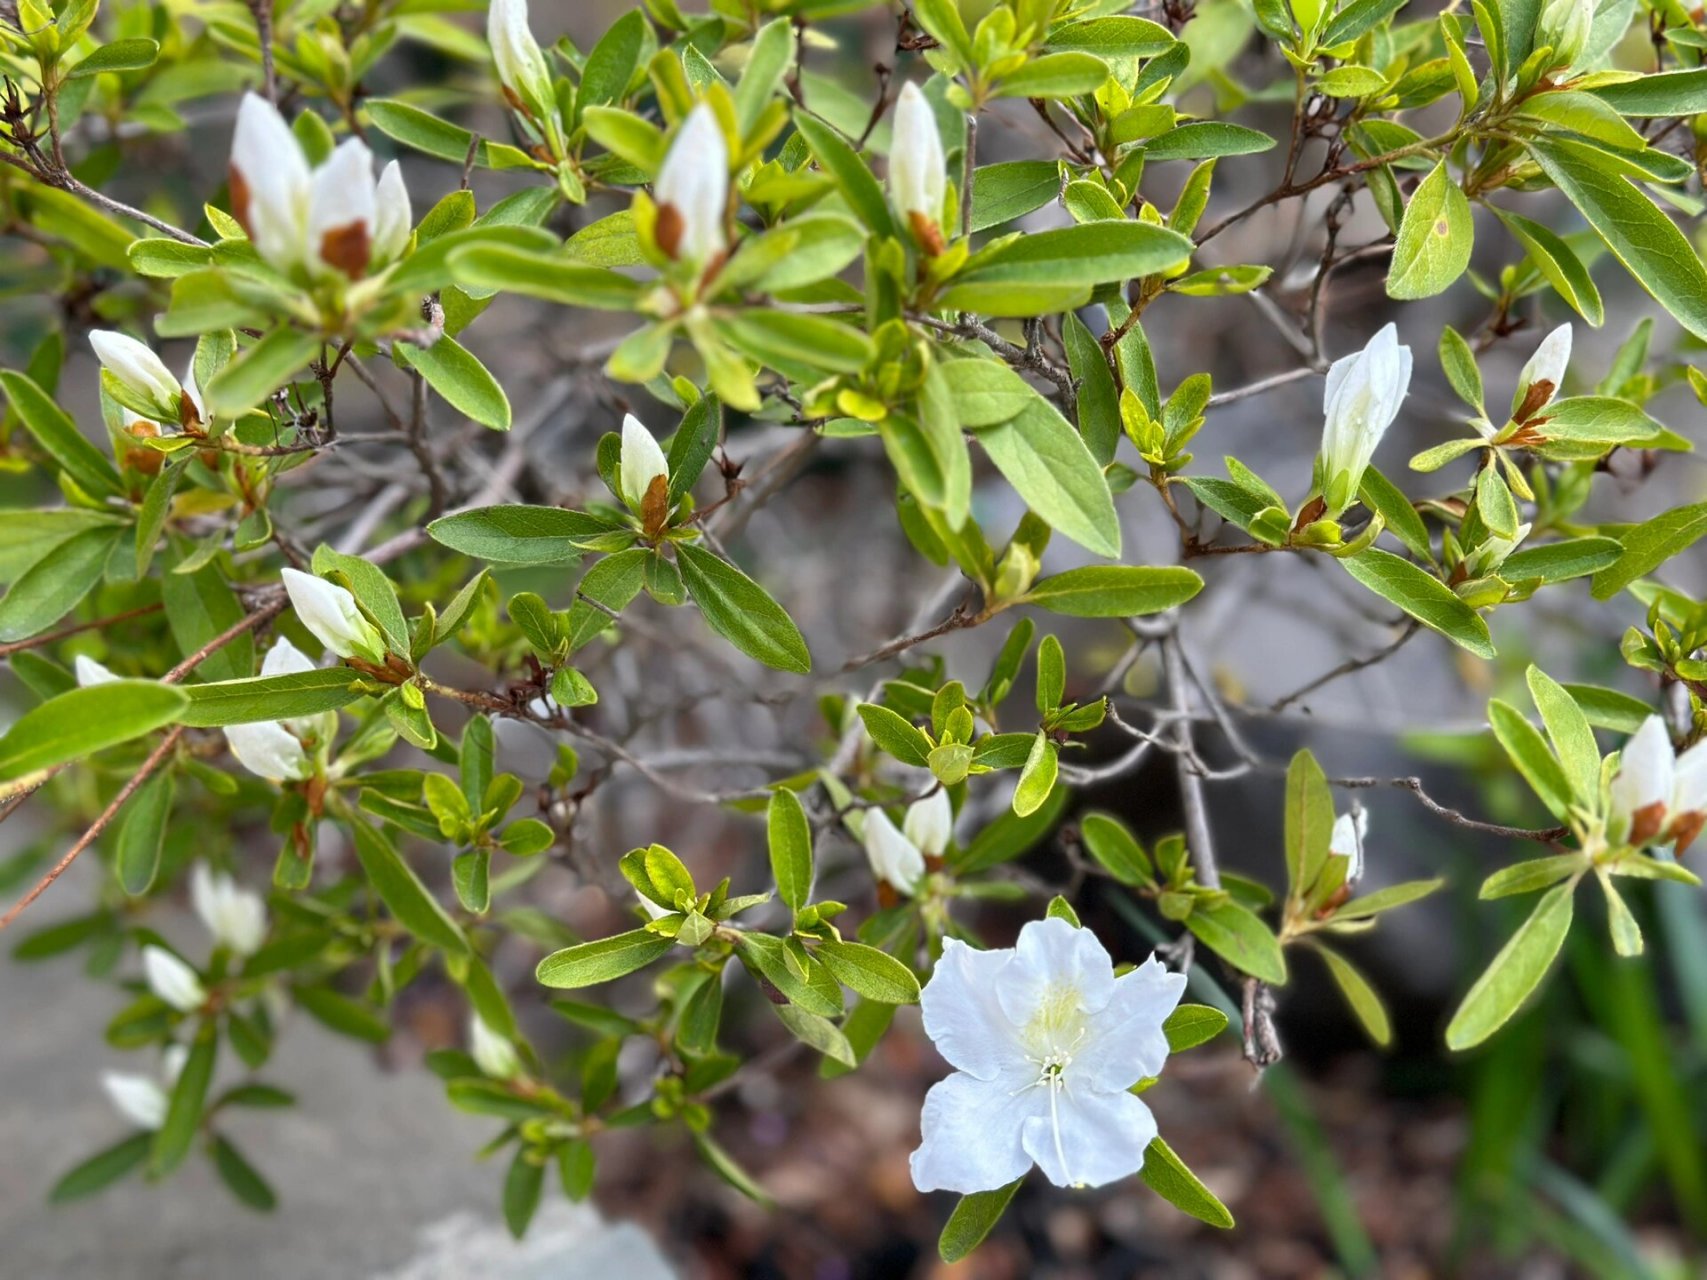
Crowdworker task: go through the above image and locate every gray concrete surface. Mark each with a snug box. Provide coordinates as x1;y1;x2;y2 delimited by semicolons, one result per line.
0;878;674;1280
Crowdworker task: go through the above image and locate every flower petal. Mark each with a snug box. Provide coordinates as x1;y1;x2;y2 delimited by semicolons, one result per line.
1067;956;1187;1092
1022;1086;1157;1189
997;916;1116;1027
920;937;1023;1080
910;1070;1038;1194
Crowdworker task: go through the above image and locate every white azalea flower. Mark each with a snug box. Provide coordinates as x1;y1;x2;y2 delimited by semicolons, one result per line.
74;655;119;687
862;808;926;894
228;93;411;281
889;81;946;245
142;945;206;1013
1513;323;1571;415
191;863;268;957
1610;716;1707;851
911;917;1187;1194
1329;807;1368;884
281;567;386;663
89;330;184;415
469;1013;522;1079
1318;323;1412;517
619;413;670;513
902;788;953;858
653;103;728;268
487;0;555;121
100;1044;188;1131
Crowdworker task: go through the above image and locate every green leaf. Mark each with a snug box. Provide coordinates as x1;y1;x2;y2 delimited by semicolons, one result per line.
939;1177;1025;1262
349;818;469;954
115;770;174;896
1162;1002;1229;1051
773;1003;856;1064
1525;666;1598;802
49;1133;152;1203
1339;548;1494;658
178;668;364;727
1143;121;1276;160
791;109;896;238
66;37;159;78
1079;812;1154;886
1023;565;1202;617
1322;0;1410;44
816;938;921;1003
1589;502;1707;599
953;782;1070;873
1388;161;1473;300
1318;945;1391;1046
577;8;647;114
1140;1137;1234;1228
944;222;1192;315
1488;697;1575;820
970;161;1062;233
1014;730;1059;818
427;504;613;565
1357;466;1431;561
975;398;1121;558
444;246;644;309
1490;206;1604;326
858;703;933;767
0;526;118;642
1445;879;1576;1050
676;543;810;674
0;681;188;783
1480;855;1585;899
396;335;510;430
1527;136;1707;341
294;985;390;1042
161;558;252;682
993;51;1110;98
692;1131;775;1205
719;310;873;375
212;1135;276;1211
1283;749;1335;895
1561;682;1652;733
1590;68;1707;116
0;371;122;498
502;1150;546;1238
150;1024;216;1176
767;788;814;912
364;99;539;170
203;328;320;418
1498;536;1621;584
536;928;674;988
1185;899;1287;984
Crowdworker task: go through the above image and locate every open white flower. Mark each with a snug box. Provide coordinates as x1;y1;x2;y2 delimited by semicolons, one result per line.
281;567;386;663
1318;323;1412;517
903;787;953;858
862;807;927;893
142;945;206;1013
191;863;268;957
890;81;946;249
1610;716;1707;851
488;0;555;121
911;917;1186;1194
101;1044;188;1131
469;1013;522;1079
619;413;669;514
229;93;411;281
1330;806;1368;884
1514;323;1571;416
653;103;728;268
74;655;119;687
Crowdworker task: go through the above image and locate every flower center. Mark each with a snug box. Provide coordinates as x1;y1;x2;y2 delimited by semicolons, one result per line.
1016;983;1090;1188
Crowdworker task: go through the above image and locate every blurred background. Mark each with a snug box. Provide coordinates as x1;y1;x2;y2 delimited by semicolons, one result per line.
3;0;1706;1276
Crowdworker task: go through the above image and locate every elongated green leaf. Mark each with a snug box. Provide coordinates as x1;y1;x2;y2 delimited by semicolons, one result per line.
50;1133;152;1203
536;928;674;988
1140;1137;1234;1228
1163;1002;1228;1051
1446;879;1576;1050
161;559;251;683
815;938;920;1003
1318;945;1391;1046
350;818;468;954
1488;698;1574;819
178;669;364;726
939;1177;1025;1262
767;787;813;911
150;1024;216;1176
1339;548;1494;658
975;399;1120;558
364;98;540;170
1014;730;1059;817
1388;161;1473;300
212;1135;277;1211
1525;665;1597;802
1023;565;1202;616
203;328;320;418
445;246;644;308
397;335;510;430
427;504;613;565
115;771;174;896
1589;502;1707;599
791;110;896;238
676;543;810;674
1079;812;1154;886
0;526;117;642
1185;899;1287;984
1284;749;1335;895
0;371;123;498
0;681;188;783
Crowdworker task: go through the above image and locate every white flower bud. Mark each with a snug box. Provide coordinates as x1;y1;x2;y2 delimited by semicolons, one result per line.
487;0;555;119
89;330;184;415
225;719;313;782
1513;322;1571;415
142;945;207;1013
903;787;953;859
371;160;413;266
619;413;670;513
307;138;378;280
281;567;386;663
653;103;728;267
862;808;926;894
469;1014;522;1079
1329;808;1368;884
1319;322;1412;517
101;1070;168;1130
191;863;268;957
74;655;119;687
890;82;947;239
1539;0;1592;70
229;93;311;273
1609;715;1673;846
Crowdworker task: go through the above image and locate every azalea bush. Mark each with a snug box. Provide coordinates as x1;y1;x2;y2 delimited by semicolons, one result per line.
1;0;1705;1263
